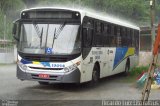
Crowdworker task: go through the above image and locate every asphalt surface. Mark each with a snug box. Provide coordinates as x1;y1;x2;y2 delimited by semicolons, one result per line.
0;64;160;106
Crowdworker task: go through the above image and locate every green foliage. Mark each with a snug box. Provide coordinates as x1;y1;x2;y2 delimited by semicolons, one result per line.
37;0;158;25
0;0;25;40
130;66;149;76
122;66;149;83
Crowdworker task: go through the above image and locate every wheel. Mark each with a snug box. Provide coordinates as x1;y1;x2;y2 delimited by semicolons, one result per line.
123;62;130;76
90;65;100;85
38;81;49;85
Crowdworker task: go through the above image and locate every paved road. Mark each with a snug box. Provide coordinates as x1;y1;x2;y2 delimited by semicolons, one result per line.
0;64;160;106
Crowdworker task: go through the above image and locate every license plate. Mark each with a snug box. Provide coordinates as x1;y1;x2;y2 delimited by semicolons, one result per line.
38;74;50;79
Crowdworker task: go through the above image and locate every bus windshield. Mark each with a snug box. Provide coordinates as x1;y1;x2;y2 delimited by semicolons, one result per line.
18;22;81;55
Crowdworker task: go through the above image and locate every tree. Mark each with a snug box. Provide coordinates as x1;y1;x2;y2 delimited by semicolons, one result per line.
0;0;158;40
0;0;25;39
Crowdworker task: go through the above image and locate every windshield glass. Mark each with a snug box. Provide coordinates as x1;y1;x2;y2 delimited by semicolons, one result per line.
18;22;81;55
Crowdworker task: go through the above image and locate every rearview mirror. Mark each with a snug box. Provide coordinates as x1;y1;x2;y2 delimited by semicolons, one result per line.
12;22;17;34
12;22;19;41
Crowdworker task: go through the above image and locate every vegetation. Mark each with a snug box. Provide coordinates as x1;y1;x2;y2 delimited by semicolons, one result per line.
122;66;149;83
0;0;160;40
0;0;25;39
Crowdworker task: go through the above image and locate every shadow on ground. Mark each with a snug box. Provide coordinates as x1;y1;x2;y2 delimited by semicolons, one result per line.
26;73;128;92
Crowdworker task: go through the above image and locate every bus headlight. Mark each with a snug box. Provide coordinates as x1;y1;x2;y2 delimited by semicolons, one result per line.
64;61;81;73
18;62;27;71
64;64;77;73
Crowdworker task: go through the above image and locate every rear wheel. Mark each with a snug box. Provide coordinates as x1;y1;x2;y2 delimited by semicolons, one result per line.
38;81;49;85
124;61;130;76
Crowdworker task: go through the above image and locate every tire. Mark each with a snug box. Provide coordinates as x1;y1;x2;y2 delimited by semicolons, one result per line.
124;62;130;76
90;65;100;85
38;81;49;85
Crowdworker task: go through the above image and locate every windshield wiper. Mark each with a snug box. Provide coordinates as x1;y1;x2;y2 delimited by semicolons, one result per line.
33;23;43;48
52;22;66;48
33;23;41;37
55;22;66;39
40;27;43;48
52;28;56;48
45;24;49;54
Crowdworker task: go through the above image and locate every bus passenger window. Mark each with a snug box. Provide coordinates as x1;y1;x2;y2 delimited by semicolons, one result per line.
104;24;108;34
114;26;118;36
122;28;128;47
131;29;134;47
96;22;101;33
107;24;111;35
117;27;121;46
101;23;104;33
83;28;93;47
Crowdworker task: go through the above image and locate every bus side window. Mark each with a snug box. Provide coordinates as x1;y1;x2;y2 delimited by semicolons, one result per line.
95;21;101;34
114;25;117;36
127;28;131;46
83;21;93;47
101;22;104;33
103;24;109;46
107;24;111;34
122;27;127;47
131;29;134;47
94;21;104;47
104;24;108;34
133;30;139;55
135;30;139;50
107;24;112;46
117;26;121;46
110;25;116;47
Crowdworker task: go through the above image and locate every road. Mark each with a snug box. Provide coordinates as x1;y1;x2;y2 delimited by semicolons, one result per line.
0;64;160;106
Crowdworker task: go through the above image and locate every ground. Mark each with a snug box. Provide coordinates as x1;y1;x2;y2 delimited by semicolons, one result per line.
0;64;160;106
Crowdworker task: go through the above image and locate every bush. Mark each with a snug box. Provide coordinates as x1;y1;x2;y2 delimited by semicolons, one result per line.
129;66;149;77
121;66;149;83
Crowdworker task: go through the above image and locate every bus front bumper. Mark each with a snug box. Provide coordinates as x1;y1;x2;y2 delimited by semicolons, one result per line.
16;65;81;83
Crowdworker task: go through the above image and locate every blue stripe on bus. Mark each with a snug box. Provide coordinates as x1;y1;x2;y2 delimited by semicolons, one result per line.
21;59;32;64
20;58;50;67
113;47;128;68
41;62;50;67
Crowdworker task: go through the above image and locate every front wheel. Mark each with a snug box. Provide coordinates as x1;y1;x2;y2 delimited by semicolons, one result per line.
90;65;100;85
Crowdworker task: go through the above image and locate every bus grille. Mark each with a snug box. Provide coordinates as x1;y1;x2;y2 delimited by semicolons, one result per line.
29;67;63;70
24;56;68;62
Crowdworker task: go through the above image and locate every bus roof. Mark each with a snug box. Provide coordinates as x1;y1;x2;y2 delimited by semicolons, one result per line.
84;12;140;30
22;7;140;30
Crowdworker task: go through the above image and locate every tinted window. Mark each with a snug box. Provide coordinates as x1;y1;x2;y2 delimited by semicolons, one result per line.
83;18;94;47
96;22;101;33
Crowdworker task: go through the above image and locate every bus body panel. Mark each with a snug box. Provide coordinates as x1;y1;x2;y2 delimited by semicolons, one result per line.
80;46;138;82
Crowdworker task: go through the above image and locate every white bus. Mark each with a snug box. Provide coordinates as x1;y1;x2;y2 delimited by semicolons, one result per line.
12;7;140;85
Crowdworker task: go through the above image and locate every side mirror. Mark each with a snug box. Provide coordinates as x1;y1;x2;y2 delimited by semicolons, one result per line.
12;22;19;41
12;23;17;35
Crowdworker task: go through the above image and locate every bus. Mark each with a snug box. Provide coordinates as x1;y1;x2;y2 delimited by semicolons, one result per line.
12;7;140;85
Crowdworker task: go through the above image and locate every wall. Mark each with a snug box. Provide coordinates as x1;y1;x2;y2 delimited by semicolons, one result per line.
0;45;17;64
139;51;152;66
